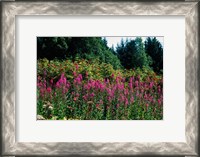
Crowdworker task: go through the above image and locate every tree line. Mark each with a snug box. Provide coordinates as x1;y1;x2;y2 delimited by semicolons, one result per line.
37;37;163;73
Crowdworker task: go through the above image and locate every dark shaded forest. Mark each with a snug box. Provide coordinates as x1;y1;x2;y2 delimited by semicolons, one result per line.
37;37;163;73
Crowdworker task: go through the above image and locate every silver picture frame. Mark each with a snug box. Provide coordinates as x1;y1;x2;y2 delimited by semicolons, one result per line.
1;1;199;156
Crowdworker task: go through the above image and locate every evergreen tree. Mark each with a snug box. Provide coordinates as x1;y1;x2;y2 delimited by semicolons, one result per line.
145;37;163;73
117;37;151;69
37;37;69;60
116;38;127;68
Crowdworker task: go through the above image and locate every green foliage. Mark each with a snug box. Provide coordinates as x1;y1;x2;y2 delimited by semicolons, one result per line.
67;37;122;69
37;58;119;82
37;37;122;70
116;37;152;70
37;59;163;120
145;37;163;73
37;58;161;84
37;37;69;60
37;37;163;73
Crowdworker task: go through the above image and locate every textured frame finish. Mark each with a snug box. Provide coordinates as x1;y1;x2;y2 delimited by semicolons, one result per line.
1;1;199;156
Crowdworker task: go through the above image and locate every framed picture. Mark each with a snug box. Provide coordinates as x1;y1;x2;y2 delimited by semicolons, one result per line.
1;1;199;156
36;36;164;121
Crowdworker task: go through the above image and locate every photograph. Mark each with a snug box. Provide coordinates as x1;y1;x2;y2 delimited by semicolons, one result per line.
37;37;163;120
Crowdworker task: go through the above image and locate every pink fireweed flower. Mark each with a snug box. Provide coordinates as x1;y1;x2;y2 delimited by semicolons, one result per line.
158;86;161;93
148;96;153;103
96;104;101;110
73;97;77;102
56;75;67;87
129;82;133;90
75;77;81;85
83;95;88;101
40;88;45;97
112;85;117;91
108;86;116;96
61;73;65;79
122;78;125;83
144;93;148;100
66;83;70;89
78;74;83;80
129;77;133;84
125;98;129;106
115;76;120;83
43;80;47;88
120;94;125;102
90;93;95;97
135;81;139;87
106;88;111;95
84;84;90;90
99;99;103;105
105;78;110;84
116;83;122;90
73;71;77;77
149;82;154;88
116;83;120;90
94;81;100;89
62;77;67;85
120;84;125;90
107;96;112;102
116;104;120;108
124;88;129;95
90;80;95;88
99;84;105;91
55;81;60;88
62;90;65;95
43;69;47;76
85;71;88;78
146;103;149;109
47;87;52;93
136;91;139;97
37;76;41;81
137;75;140;80
37;82;42;87
59;79;63;85
75;64;79;70
158;99;162;105
50;79;53;85
130;96;134;103
62;88;68;95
